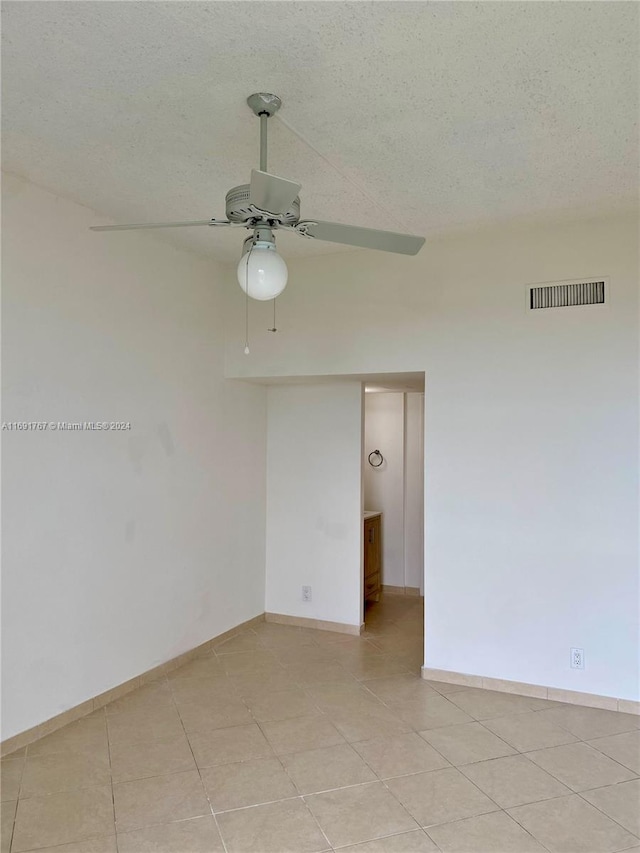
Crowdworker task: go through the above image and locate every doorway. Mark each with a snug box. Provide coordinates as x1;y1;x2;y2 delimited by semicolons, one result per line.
362;378;425;628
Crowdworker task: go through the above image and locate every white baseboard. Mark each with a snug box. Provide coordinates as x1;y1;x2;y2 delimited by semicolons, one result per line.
421;666;640;715
265;612;362;635
382;585;422;597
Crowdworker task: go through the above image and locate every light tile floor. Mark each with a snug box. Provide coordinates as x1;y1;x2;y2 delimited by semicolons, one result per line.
2;595;639;852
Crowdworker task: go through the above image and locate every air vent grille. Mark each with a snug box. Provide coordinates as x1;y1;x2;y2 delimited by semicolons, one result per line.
529;280;605;310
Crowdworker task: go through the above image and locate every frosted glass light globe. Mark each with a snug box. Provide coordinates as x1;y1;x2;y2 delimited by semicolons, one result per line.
237;242;288;301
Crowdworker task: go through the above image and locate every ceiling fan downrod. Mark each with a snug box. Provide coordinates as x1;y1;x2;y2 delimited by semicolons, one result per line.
246;93;282;173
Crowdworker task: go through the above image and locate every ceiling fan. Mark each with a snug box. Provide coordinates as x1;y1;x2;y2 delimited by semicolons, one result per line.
91;93;425;301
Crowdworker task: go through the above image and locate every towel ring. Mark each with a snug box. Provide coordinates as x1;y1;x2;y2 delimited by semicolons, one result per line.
368;449;384;468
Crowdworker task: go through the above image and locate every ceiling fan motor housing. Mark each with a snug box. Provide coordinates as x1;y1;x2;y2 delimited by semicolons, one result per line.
225;184;300;225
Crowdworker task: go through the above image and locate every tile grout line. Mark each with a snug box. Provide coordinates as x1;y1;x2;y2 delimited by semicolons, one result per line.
330;827;442;851
103;706;119;853
296;792;334;852
323;734;454;844
453;729;640;851
573;784;640;843
94;698;640;815
426;805;556;853
179;617;426;846
503;793;572;853
188;632;335;853
585;737;640;777
5;748;26;853
12;709;114;853
166;673;231;853
357;712;561;841
301;777;424;852
247;686;349;852
171;626;352;852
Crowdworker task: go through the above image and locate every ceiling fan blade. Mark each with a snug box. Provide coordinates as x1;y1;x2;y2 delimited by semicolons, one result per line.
295;220;425;255
90;218;232;232
249;170;301;215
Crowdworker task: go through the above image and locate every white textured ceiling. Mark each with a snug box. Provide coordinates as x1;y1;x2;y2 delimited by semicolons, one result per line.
2;2;637;263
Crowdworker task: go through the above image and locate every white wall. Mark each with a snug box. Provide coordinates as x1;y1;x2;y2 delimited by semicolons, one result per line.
364;393;405;587
404;393;425;593
266;383;362;628
2;175;267;740
226;212;639;701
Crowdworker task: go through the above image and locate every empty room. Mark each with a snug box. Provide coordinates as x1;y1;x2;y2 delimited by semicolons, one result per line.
1;2;639;852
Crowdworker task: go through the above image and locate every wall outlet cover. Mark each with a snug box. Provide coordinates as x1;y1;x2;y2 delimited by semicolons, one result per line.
302;585;312;602
571;647;585;669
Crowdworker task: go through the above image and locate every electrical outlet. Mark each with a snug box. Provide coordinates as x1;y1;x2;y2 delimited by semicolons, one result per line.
302;585;312;602
571;647;585;670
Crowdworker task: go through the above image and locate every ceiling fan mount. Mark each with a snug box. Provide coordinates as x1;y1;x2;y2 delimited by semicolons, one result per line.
246;92;282;118
90;91;425;298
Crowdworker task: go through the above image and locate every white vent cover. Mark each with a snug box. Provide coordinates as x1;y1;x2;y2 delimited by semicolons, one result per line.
529;279;606;310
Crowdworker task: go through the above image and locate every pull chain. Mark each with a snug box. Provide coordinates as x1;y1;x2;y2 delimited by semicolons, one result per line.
244;244;253;355
268;298;277;333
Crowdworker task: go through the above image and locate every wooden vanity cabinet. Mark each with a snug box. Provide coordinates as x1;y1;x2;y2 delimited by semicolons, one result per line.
363;514;381;603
